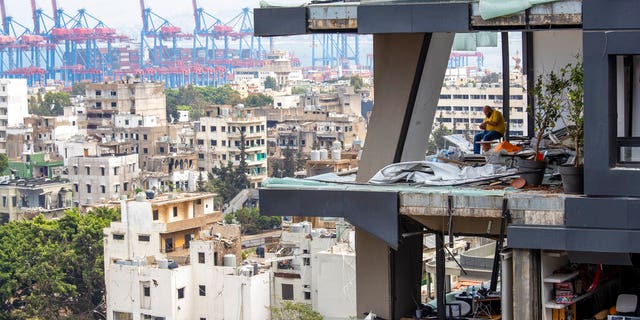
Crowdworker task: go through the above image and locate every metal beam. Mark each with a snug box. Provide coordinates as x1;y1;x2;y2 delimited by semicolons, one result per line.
259;189;399;248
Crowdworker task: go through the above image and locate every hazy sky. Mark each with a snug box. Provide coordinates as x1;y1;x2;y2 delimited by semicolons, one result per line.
7;0;307;36
5;0;520;69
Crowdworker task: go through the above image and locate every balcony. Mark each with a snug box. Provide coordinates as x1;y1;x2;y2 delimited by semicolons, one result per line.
161;213;222;234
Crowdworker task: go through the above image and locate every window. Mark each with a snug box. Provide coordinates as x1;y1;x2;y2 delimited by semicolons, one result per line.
304;291;311;300
198;153;204;160
113;234;125;240
101;185;106;193
74;184;78;192
111;102;117;108
221;140;226;147
153;210;159;220
11;196;16;207
143;148;148;154
111;90;117;96
177;287;185;299
173;207;178;217
210;140;217;146
87;184;92;193
616;55;640;165
2;196;6;207
95;90;101;96
96;102;102;108
198;139;204;145
303;257;310;266
138;235;150;242
221;126;226;132
85;166;90;174
124;182;128;191
210;126;216;132
114;167;119;175
440;94;451;99
143;134;148;140
199;285;206;296
281;284;294;300
159;147;165;153
101;167;105;176
125;120;130;125
198;252;205;263
143;285;150;296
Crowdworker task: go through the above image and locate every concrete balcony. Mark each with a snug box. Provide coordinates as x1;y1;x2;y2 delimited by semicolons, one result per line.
160;213;222;234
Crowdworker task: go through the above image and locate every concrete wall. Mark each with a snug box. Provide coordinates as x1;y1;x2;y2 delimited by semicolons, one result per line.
533;30;583;77
106;264;192;320
68;154;140;205
2;79;28;127
313;244;357;320
224;272;271;320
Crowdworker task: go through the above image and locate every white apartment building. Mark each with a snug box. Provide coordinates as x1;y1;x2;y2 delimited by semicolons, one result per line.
104;193;269;320
84;80;167;130
68;153;140;205
312;243;357;320
195;112;268;188
269;223;336;310
436;84;528;137
0;79;28;153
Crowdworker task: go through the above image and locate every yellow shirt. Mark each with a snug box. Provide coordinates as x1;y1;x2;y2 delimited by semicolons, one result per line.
485;109;505;135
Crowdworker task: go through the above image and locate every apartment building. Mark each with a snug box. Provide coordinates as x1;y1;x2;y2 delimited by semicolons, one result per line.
67;153;140;206
272;114;367;152
0;79;29;154
84;80;166;130
195;106;268;188
436;83;528;137
103;193;267;320
270;223;336;309
0;178;73;222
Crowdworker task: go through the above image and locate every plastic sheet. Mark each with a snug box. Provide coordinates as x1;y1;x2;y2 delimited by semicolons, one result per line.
479;0;558;20
368;161;518;186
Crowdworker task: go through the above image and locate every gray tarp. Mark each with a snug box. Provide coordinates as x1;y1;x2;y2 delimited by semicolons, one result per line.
369;161;517;186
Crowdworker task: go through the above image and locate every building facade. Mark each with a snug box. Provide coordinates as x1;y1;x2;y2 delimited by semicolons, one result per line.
195;107;268;188
0;79;29;154
104;193;268;320
84;80;167;130
67;153;140;205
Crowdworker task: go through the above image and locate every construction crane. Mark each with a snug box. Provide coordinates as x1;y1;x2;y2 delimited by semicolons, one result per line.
139;0;192;68
448;52;484;69
192;0;230;64
191;0;230;84
312;34;359;68
226;7;265;69
0;0;17;74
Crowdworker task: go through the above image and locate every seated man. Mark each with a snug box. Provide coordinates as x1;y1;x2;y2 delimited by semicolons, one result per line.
473;105;506;154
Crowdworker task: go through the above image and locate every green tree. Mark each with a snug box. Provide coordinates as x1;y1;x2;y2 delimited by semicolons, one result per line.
270;301;323;320
264;76;278;90
426;125;453;154
224;207;281;235
350;75;364;91
291;87;306;95
42;91;71;115
233;132;250;190
282;148;296;178
0;154;8;174
0;207;119;319
70;82;89;96
244;93;274;107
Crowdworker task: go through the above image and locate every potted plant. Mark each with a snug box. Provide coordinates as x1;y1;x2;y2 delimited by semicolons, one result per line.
558;60;584;194
522;69;565;186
